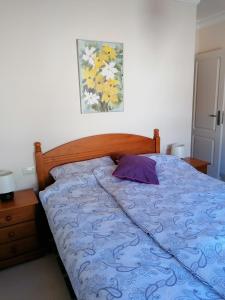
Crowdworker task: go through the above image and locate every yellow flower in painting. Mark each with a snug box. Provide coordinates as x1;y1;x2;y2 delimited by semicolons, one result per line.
104;79;119;91
102;85;119;104
83;67;97;89
95;74;105;93
102;44;116;61
94;54;106;69
102;92;118;104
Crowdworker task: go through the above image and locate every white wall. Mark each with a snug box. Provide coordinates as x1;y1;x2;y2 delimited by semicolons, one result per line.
0;0;197;190
196;20;225;53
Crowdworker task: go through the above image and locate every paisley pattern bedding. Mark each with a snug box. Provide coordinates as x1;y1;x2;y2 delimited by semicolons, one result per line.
39;167;223;300
94;155;225;299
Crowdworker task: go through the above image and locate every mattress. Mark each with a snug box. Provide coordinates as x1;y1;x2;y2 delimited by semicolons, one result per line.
39;155;224;300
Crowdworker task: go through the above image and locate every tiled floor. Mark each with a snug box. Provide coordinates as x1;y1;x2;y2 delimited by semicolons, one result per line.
0;254;72;300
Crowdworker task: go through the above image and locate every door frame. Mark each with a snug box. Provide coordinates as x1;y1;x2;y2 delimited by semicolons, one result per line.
191;49;225;178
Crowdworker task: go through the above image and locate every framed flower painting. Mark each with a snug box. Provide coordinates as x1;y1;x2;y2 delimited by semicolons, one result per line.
77;39;124;113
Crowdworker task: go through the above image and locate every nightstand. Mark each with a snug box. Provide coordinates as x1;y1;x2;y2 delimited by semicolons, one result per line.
183;157;209;174
0;189;42;269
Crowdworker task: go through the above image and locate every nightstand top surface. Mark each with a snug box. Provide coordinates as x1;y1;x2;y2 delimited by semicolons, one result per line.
0;189;38;211
183;157;210;168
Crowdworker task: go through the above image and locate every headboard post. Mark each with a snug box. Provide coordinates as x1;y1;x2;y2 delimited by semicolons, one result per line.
34;142;46;191
153;128;160;153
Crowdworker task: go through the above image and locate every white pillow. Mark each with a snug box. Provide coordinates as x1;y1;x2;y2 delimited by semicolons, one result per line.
50;156;114;180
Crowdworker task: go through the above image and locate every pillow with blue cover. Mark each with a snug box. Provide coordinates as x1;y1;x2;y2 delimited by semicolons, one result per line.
50;156;114;180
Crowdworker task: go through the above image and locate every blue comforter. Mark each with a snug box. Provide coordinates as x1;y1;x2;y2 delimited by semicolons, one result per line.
39;155;225;299
94;155;225;299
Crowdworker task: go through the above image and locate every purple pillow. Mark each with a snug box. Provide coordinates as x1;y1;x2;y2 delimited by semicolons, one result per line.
112;154;159;184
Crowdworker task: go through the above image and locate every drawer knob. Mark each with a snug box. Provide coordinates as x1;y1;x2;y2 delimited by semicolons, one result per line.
8;231;15;238
5;215;12;222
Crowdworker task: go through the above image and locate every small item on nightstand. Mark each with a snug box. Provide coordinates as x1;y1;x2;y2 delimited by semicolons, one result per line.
0;170;15;201
171;144;185;158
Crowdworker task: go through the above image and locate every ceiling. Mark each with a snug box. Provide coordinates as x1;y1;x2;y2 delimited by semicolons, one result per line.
197;0;225;21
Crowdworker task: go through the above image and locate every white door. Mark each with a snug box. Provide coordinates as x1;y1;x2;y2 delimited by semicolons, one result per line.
192;49;225;178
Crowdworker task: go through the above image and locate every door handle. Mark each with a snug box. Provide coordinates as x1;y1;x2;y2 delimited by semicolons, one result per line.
217;110;221;126
209;111;221;125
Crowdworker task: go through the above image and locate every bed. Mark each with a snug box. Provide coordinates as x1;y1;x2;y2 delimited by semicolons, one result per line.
35;129;225;300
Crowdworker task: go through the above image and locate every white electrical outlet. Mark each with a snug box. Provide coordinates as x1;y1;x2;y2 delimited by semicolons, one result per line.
22;166;35;175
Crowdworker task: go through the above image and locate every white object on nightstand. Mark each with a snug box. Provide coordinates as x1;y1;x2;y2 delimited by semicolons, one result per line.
171;144;185;158
0;170;15;194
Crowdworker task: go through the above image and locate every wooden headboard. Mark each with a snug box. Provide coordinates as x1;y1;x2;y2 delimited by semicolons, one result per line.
34;129;160;190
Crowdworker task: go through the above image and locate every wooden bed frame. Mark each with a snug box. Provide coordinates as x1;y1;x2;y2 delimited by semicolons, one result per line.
34;129;160;190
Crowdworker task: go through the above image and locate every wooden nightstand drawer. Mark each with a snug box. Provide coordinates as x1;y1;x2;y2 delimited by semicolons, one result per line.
0;189;42;269
196;165;208;174
0;221;37;244
0;206;36;228
183;157;209;174
0;236;39;260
